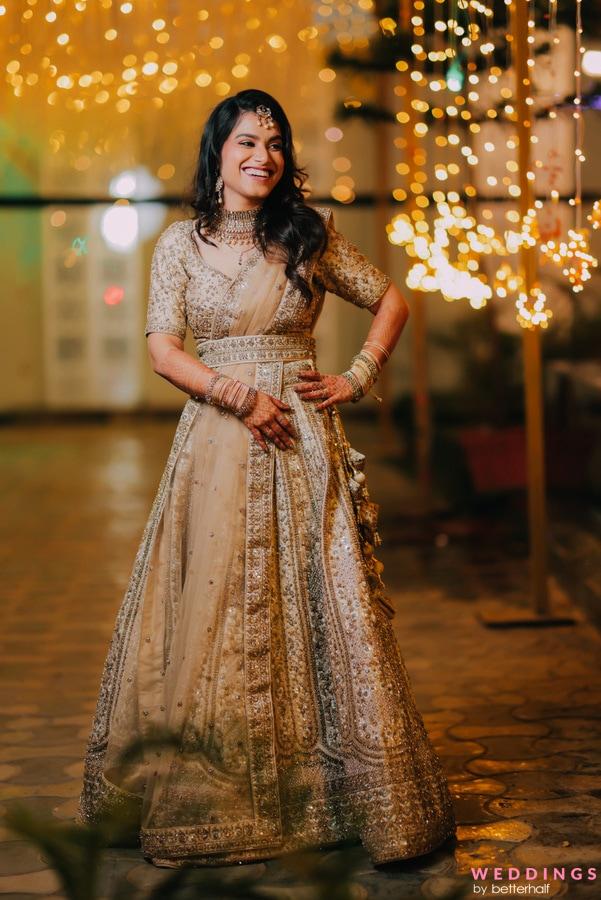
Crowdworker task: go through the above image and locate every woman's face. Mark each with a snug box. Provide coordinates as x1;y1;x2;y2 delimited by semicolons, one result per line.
219;110;285;209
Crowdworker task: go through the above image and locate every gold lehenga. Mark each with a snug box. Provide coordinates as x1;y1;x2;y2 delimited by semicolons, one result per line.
76;206;456;867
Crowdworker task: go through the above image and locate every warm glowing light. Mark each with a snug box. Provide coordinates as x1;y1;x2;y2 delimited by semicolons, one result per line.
103;285;125;306
101;205;139;252
582;49;601;77
318;68;336;83
540;229;597;293
50;210;67;227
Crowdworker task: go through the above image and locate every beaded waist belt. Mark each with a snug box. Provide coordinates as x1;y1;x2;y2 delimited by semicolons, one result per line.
195;333;316;367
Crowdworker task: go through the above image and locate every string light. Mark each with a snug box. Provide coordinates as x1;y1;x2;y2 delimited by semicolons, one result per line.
540;229;598;293
386;0;499;308
530;0;596;296
573;0;584;230
1;2;319;110
587;199;601;230
389;0;526;311
536;0;561;245
386;0;596;324
494;262;524;300
1;0;326;212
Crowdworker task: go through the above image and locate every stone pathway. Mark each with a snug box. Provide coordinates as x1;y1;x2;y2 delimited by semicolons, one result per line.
1;416;600;899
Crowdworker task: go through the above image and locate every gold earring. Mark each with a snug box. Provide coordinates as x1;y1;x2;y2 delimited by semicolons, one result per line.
215;174;224;205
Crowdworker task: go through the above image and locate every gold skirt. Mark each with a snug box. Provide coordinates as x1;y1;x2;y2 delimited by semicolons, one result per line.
76;333;456;867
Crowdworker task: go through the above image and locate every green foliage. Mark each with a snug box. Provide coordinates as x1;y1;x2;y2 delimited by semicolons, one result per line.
3;803;108;900
3;796;451;900
2;730;470;900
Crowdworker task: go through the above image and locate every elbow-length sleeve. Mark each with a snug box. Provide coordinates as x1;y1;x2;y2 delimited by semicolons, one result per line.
313;210;392;309
144;222;189;340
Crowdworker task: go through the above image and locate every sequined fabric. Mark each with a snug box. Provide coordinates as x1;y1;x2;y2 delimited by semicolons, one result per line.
76;206;456;867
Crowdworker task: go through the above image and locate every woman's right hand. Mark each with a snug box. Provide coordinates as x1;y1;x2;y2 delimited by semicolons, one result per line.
241;390;297;452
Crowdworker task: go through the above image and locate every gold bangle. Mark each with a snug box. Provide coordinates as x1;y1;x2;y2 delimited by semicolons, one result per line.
364;340;390;361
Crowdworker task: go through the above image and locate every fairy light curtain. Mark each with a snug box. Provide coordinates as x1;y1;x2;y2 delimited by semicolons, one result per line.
316;0;598;328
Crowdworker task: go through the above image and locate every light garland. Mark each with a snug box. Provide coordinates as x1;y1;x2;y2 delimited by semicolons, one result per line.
386;0;497;309
526;0;596;298
493;261;524;300
1;1;319;112
536;0;561;243
587;199;601;230
3;0;598;316
540;228;598;293
506;0;552;329
387;0;531;312
573;0;584;230
1;0;331;215
384;0;596;326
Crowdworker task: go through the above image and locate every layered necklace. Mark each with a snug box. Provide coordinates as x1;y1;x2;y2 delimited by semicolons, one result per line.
207;206;261;268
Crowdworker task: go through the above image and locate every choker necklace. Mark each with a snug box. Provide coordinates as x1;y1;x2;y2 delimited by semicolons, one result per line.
208;206;260;247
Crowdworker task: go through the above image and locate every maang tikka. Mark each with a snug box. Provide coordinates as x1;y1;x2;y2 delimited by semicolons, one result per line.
255;104;275;129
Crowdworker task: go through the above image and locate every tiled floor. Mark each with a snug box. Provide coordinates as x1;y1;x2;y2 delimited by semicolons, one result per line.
1;414;600;899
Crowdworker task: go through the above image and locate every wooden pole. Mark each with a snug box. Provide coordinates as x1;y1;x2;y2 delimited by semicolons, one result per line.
478;3;576;626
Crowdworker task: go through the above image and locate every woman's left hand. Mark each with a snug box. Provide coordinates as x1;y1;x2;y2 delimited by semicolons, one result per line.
292;368;354;410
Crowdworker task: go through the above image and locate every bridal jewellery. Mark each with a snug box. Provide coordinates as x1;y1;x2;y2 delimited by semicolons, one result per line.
364;339;391;362
192;372;258;419
208;205;260;249
200;204;261;267
341;347;384;403
215;174;224;205
255;104;275;129
306;342;388;405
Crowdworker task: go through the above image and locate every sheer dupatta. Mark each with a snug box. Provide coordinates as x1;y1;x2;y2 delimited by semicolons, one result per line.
81;245;313;859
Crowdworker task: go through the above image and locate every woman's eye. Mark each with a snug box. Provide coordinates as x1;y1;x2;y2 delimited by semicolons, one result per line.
240;141;282;150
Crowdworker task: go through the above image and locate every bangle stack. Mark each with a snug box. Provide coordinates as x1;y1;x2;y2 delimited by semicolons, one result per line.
364;339;391;363
340;369;364;403
192;372;258;419
340;347;382;403
236;386;259;418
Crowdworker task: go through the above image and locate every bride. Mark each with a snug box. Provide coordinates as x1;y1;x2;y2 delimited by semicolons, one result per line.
76;88;456;868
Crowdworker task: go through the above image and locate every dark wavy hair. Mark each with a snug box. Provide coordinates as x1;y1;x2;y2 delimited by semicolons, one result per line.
187;89;328;303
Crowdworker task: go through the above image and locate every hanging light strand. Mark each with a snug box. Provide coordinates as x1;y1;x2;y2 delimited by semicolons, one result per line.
542;0;597;292
574;0;584;231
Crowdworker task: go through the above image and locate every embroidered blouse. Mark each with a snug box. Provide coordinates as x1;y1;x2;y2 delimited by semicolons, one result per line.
145;206;391;342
